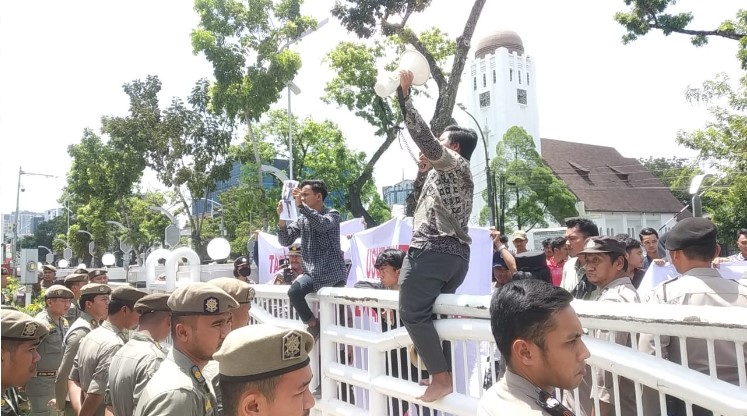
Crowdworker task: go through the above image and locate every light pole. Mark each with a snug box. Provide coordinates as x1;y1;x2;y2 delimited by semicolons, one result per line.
457;103;496;227
202;199;225;237
77;229;94;267
280;17;328;180
107;221;130;270
12;167;57;277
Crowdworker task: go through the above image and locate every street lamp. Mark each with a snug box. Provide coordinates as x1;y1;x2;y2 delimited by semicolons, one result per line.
280;17;329;180
107;221;131;271
77;229;95;267
456;103;497;227
12;167;57;277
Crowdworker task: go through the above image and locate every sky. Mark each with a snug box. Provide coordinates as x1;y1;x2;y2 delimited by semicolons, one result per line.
1;0;744;217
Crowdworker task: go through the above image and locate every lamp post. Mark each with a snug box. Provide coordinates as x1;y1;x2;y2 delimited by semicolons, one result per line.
107;221;130;270
280;17;328;180
77;229;95;267
689;174;712;218
203;199;225;237
12;167;57;277
456;103;496;227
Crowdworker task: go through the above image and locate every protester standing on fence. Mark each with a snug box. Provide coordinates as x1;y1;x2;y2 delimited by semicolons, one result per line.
638;217;747;416
395;70;477;402
108;293;172;416
214;324;315;416
26;285;72;416
2;308;50;416
564;237;640;416
134;283;238;416
276;179;348;340
561;218;600;299
478;279;588;416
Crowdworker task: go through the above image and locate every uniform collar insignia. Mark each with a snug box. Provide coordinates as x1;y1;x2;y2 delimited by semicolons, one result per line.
191;365;205;383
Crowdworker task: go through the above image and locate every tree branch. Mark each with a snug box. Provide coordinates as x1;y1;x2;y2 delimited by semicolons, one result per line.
650;23;743;40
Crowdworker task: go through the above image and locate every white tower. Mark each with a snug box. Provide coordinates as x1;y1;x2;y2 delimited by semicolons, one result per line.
460;30;540;225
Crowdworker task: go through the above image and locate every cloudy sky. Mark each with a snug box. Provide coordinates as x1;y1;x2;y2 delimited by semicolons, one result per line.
1;0;743;218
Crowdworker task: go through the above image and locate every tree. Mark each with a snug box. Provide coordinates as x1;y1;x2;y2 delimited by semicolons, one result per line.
106;76;235;259
192;0;318;225
614;2;747;69
490;126;578;231
325;0;486;222
639;156;702;205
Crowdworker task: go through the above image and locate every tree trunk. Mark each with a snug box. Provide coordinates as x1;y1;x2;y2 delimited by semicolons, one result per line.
347;128;399;226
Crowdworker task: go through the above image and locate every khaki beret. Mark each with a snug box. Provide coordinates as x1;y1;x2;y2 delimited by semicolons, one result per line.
134;293;171;314
168;282;239;315
214;324;314;381
1;309;49;341
44;285;74;299
72;268;89;275
208;278;255;304
88;269;108;279
111;286;148;303
42;264;57;272
64;273;88;284
80;283;112;296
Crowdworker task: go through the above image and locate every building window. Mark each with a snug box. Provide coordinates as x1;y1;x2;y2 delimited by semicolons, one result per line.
479;91;490;108
518;70;522;84
527;72;531;85
482;73;486;87
473;77;477;90
492;70;496;84
509;69;513;82
516;89;527;105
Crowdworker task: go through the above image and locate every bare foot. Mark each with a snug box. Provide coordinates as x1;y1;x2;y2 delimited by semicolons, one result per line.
418;379;431;386
416;372;452;402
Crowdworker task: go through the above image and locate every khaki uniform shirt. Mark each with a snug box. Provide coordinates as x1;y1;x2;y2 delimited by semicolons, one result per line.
26;310;69;399
108;331;168;416
134;348;217;416
66;301;81;324
70;321;128;415
477;369;548;415
54;311;100;407
591;277;640;416
638;268;747;413
201;361;223;416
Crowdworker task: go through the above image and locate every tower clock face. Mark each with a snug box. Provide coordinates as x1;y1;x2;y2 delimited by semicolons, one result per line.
517;89;527;105
479;91;490;108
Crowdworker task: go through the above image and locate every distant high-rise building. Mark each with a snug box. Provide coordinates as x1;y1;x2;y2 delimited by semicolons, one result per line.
382;179;415;207
1;211;46;240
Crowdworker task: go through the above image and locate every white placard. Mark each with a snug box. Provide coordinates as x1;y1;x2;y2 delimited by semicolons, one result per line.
279;180;299;222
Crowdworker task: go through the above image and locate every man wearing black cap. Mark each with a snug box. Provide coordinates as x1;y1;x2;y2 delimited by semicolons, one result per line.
568;237;639;416
70;286;146;416
638;217;747;415
108;293;172;416
232;256;255;283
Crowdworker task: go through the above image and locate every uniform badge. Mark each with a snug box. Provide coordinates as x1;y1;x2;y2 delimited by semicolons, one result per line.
282;331;302;360
585;239;596;249
55;289;63;296
98;286;106;292
247;287;256;302
191;366;205;383
204;297;219;313
22;322;39;338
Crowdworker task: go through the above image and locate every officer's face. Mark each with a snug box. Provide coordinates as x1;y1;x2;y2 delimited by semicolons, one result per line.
583;253;625;287
88;295;110;321
186;313;232;361
256;365;314;416
43;270;55;282
47;297;72;317
90;274;108;284
1;340;41;388
289;254;302;272
532;307;589;391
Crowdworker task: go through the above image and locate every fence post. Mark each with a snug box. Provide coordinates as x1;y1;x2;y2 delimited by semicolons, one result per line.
368;335;387;415
318;293;337;411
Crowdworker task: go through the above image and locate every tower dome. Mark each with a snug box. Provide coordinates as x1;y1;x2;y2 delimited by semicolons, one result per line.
474;30;524;58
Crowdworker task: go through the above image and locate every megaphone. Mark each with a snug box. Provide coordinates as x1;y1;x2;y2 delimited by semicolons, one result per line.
374;49;430;98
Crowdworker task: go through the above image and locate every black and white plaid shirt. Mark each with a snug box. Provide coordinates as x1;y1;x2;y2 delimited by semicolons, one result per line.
278;205;348;291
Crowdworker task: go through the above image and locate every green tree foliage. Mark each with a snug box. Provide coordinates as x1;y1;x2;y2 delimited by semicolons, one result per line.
614;1;747;69
490;127;578;231
639;156;702;204
326;0;485;221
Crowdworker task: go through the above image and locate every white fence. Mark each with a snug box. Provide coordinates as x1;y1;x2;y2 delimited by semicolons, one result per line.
247;285;747;416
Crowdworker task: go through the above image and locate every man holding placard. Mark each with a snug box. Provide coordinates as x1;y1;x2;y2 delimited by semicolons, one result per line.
276;180;347;339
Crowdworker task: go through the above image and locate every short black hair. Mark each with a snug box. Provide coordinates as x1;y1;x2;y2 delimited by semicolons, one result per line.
79;293;97;312
550;237;566;250
737;229;747;239
680;243;719;262
541;238;552;249
108;298;136;316
490;279;573;362
443;125;478;161
299;180;328;200
622;237;642;253
565;218;599;238
220;375;282;415
639;227;659;240
374;249;405;270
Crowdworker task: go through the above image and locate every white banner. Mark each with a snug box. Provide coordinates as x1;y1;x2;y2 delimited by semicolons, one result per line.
637;260;747;298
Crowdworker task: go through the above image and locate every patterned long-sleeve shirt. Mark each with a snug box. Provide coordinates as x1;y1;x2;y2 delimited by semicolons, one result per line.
398;90;473;260
278;205;348;291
